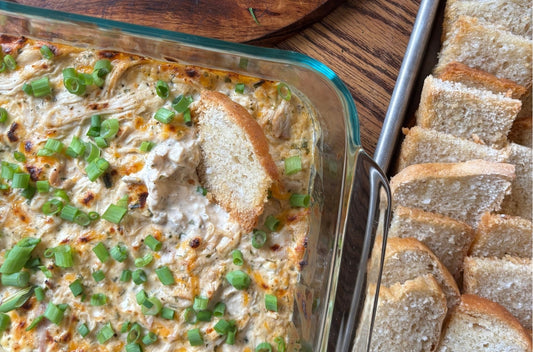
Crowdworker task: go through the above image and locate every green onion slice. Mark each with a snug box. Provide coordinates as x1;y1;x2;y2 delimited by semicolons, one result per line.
161;307;175;320
284;155;302;175
60;204;79;222
142;331;158;345
44;302;65;325
63;68;86;95
92;270;105;282
0;238;41;274
139;141;155;152
1;271;30;287
92;242;109;263
226;270;251;290
141;296;162;316
154;107;175;124
74;211;91;226
155;266;175;285
290;193;310;208
13;151;26;162
213;302;226;317
144;235;161;251
0;286;34;312
255;342;273;352
31;76;52;97
110;243;128;262
36;180;50;193
265;293;278;312
193;296;208;311
25;315;44;331
134;253;153;268
69;279;84;297
34;286;45;302
274;336;286;352
96;322;115;343
53;245;74;268
197;309;212;322
155;80;169;98
214;319;230;335
235;83;245;94
183;108;192;126
231;249;244;266
77;323;90;337
126;323;142;343
42;199;63;216
21;82;33;95
0;313;10;332
132;269;147;285
120;321;131;333
125;343;142;352
94;59;112;75
187;328;204;346
183;307;197;324
172;95;193;113
11;172;30;189
87;115;101;137
277;82;291;101
120;269;132;282
252;229;267;249
102;204;127;224
91;293;107;306
265;215;280;231
100;118;119;139
226;328;236;345
40;45;54;60
3;54;16;70
66;136;85;158
0;107;7;123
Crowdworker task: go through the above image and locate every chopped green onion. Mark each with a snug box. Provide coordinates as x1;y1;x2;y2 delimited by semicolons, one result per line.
231;249;244;266
187;328;203;346
44;302;65;325
226;328;236;344
125;343;143;352
21;183;36;200
284;155;302;175
42;199;63;215
0;108;7;123
77;323;90;337
96;322;115;344
255;342;273;352
0;237;40;274
265;215;280;231
88;211;100;221
132;269;147;285
60;204;79;221
290;193;310;208
74;211;91;226
110;243;128;262
0;313;10;332
155;80;169;98
139;141;155;152
183;109;192;126
92;242;109;263
69;279;84;297
144;235;161;251
94;59;112;75
94;136;108;148
100;118;119;139
161;307;175;320
36;180;50;193
120;321;131;333
25;315;43;331
136;290;150;306
34;286;45;302
53;245;74;268
142;331;158;345
1;162;17;180
11;172;30;189
141;296;162;316
265;294;278;312
248;7;260;24
40;45;54;60
127;323;142;343
197;309;212;322
0;61;5;73
213;302;226;317
183;307;197;324
87;115;101;137
92;270;105;282
226;270;251;290
102;204;127;224
91;293;107;306
117;195;128;209
154;107;174;124
155;266;175;285
13;151;26;162
24;257;41;269
3;54;16;70
235;83;245;94
120;269;132;282
134;253;153;268
36;148;55;157
193;296;208;311
78;72;93;86
277;82;291;101
22;82;32;95
39;266;52;278
85;157;109;181
196;186;207;196
84;142;100;162
172;95;193;113
252;229;267;249
0;286;34;312
63;68;86;95
214;319;230;335
54;189;70;202
1;271;30;287
65;136;85;158
31;76;51;97
274;336;286;352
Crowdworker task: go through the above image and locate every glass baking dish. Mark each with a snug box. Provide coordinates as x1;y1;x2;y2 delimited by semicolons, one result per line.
0;2;390;351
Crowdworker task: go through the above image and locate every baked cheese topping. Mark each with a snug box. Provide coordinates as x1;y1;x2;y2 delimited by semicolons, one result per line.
0;37;316;351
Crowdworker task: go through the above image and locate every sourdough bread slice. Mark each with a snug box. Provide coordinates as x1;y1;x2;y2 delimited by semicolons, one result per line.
370;275;448;352
500;143;532;220
389;205;475;281
398;126;509;170
437;61;527;100
194;90;279;232
416;75;521;148
390;160;515;228
443;0;532;39
437;294;533;352
463;256;533;329
470;213;532;258
435;16;532;87
509;116;532;147
381;237;460;308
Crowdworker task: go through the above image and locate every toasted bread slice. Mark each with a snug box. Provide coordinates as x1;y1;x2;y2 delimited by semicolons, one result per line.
389;206;475;281
470;213;532;258
416;75;521;148
194;90;279;231
500;143;532;220
435;16;532;87
390;160;515;228
443;0;532;39
381;237;460;308
509;116;532;147
437;294;533;352
398;126;509;170
463;256;532;329
370;275;448;352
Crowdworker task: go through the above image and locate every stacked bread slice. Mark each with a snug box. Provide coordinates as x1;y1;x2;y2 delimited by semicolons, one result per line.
372;0;532;350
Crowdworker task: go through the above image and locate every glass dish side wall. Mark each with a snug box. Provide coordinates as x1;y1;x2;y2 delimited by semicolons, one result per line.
0;2;371;350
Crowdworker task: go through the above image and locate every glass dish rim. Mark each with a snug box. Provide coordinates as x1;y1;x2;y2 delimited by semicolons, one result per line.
0;0;361;148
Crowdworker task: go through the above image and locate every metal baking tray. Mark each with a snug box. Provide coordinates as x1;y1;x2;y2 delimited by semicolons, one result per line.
0;1;392;351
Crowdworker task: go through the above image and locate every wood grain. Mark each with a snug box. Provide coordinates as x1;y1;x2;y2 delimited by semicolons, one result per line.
14;0;344;44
